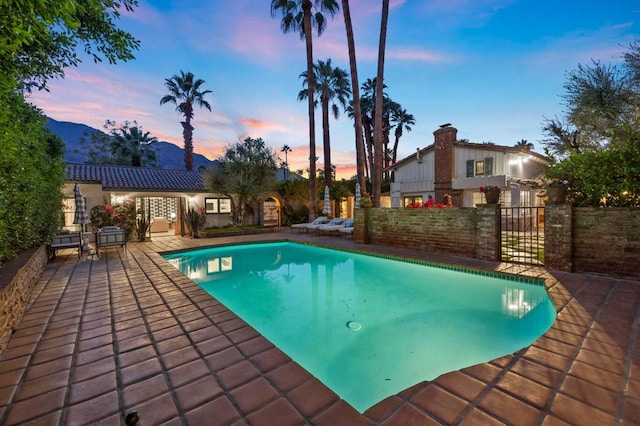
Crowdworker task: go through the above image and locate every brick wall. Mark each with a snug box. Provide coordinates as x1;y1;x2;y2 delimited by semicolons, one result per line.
544;206;640;280
573;207;639;279
0;246;47;355
353;206;498;259
544;205;573;271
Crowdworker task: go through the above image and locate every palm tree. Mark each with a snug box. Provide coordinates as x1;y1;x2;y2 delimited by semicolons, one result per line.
515;139;534;150
341;0;367;193
390;106;415;166
280;144;291;180
298;58;350;187
160;70;212;171
373;0;390;207
110;124;158;167
271;0;339;220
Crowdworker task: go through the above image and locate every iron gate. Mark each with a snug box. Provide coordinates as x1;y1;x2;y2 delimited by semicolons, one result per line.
500;207;545;265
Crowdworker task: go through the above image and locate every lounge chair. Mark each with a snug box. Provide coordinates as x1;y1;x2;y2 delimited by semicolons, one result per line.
309;217;345;233
291;216;329;233
338;221;355;236
317;218;353;235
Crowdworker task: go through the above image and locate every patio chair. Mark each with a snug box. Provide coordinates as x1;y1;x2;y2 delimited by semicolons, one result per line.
308;217;345;233
338;221;355;236
291;216;329;233
316;218;351;235
95;226;126;255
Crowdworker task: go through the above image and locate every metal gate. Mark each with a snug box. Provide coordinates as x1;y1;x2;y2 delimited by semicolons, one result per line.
500;207;545;265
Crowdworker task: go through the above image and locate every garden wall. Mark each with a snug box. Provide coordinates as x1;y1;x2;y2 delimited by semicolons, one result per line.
353;205;500;261
0;246;47;355
573;207;640;279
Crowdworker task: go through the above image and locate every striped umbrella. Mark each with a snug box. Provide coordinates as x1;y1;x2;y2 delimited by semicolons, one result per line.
355;182;361;209
73;183;90;231
322;186;330;214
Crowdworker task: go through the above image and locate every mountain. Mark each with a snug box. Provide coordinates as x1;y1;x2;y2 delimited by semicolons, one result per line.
46;117;217;170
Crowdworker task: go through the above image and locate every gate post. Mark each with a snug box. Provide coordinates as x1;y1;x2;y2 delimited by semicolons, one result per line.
544;205;573;271
476;204;500;261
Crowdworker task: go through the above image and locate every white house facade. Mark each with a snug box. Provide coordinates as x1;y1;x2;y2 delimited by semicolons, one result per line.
389;124;551;208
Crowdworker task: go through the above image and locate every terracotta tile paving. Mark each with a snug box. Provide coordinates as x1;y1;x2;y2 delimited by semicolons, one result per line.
0;229;638;425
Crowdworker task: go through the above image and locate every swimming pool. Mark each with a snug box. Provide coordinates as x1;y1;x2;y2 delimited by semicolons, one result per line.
163;241;556;413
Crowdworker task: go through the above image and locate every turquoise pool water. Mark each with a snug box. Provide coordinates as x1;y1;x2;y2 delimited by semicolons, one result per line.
163;242;556;413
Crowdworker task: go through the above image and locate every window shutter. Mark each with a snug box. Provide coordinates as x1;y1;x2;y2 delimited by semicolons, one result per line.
466;160;474;177
484;157;493;175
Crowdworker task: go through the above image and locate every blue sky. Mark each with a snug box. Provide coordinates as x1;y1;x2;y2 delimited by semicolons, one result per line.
30;0;639;178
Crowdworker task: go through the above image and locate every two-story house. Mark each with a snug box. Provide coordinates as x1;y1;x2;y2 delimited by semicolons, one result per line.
389;124;551;208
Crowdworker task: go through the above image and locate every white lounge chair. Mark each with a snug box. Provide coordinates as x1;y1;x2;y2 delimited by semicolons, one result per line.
338;221;354;236
309;217;345;233
317;218;353;235
291;216;329;233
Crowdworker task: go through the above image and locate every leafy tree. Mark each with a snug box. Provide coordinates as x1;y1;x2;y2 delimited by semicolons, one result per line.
298;58;351;187
0;0;140;92
107;120;158;167
271;0;340;221
160;70;212;171
543;41;640;206
543;49;639;156
545;127;640;207
205;137;278;225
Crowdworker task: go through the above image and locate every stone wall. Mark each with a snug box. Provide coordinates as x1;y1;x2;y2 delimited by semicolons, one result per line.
0;246;47;354
353;206;498;259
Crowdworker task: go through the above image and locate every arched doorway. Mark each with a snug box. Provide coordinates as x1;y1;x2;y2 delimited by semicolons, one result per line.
263;197;281;227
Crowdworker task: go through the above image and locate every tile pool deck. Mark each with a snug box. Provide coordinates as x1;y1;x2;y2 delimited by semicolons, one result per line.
0;230;639;425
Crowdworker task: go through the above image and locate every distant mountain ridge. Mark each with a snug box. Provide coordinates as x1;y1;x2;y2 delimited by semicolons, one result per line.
46;117;217;170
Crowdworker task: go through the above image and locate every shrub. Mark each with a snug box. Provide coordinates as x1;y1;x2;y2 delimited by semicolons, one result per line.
0;91;65;267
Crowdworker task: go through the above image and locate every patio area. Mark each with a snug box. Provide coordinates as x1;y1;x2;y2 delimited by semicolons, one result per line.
0;229;638;425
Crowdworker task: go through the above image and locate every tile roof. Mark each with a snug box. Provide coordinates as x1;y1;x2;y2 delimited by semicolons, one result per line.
66;163;208;192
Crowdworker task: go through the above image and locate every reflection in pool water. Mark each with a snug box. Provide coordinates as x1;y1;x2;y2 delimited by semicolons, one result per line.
164;242;556;413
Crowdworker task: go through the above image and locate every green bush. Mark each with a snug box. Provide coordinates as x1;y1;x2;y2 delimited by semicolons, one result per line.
90;200;136;239
0;90;66;267
546;128;640;207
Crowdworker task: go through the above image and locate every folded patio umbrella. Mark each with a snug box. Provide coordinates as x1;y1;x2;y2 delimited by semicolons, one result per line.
355;182;361;209
73;183;90;232
322;186;330;214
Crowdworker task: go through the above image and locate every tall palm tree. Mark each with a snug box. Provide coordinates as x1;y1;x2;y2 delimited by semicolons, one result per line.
298;58;350;187
160;70;212;171
110;124;158;167
373;0;390;207
271;0;339;220
280;144;291;180
341;0;367;193
514;139;534;150
390;106;415;166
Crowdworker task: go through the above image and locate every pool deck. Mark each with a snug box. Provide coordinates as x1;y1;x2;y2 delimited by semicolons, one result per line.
0;229;638;425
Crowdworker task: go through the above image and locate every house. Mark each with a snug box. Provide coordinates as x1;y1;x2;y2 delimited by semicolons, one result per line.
389;124;551;208
62;163;237;236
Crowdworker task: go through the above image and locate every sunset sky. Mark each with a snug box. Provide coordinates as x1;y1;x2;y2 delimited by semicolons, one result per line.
29;0;639;179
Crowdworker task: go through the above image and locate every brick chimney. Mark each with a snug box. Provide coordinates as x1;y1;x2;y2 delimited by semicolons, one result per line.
433;124;457;205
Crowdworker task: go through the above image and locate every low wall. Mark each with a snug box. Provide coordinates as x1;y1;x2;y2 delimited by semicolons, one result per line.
0;246;47;355
573;207;640;279
353;206;500;260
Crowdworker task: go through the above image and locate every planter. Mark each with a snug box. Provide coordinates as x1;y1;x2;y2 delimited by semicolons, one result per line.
484;190;501;204
547;186;568;205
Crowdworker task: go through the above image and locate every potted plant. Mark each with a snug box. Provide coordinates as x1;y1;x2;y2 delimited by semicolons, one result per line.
480;185;501;204
546;179;571;205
